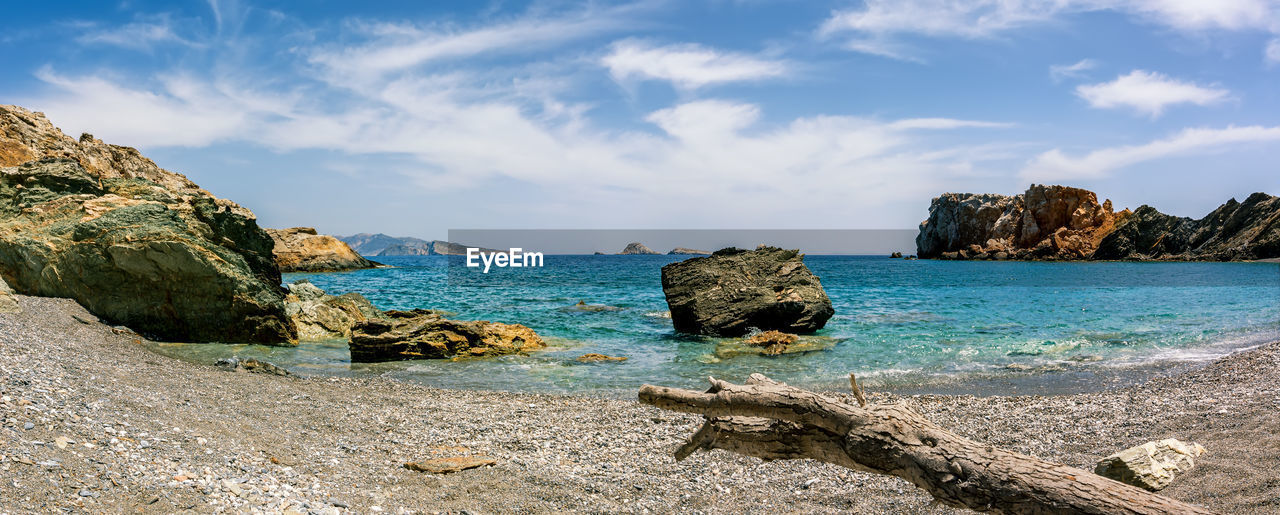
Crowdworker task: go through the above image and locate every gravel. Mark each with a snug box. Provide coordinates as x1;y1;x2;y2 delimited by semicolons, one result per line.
2;294;1277;513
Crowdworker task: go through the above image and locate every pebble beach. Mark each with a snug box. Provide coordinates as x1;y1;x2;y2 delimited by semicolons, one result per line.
2;293;1278;513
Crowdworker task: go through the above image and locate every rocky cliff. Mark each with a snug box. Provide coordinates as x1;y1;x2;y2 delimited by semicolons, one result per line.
916;184;1128;260
917;184;1280;261
267;227;376;272
1094;193;1280;261
0;105;295;343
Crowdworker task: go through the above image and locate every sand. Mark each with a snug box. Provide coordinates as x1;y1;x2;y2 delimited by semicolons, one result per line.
2;294;1277;513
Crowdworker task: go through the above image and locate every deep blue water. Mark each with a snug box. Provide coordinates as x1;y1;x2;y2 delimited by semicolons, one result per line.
148;256;1280;395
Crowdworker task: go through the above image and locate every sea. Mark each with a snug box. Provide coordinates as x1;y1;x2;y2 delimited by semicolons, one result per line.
147;255;1280;396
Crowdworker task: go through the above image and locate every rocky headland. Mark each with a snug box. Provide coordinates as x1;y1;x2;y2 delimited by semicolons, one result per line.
267;227;377;272
0;105;294;343
668;247;710;255
916;183;1280;261
661;246;834;336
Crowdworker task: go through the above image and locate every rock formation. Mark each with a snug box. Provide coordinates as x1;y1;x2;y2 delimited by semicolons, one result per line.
284;280;385;341
267;227;377;272
0;105;294;343
669;247;710;255
661;246;834;336
376;243;432;256
916;184;1126;260
0;276;18;313
618;242;659;255
349;309;545;362
917;183;1280;261
1095;439;1205;491
1094;192;1280;260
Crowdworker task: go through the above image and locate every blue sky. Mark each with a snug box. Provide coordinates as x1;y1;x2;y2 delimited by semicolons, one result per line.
2;0;1278;238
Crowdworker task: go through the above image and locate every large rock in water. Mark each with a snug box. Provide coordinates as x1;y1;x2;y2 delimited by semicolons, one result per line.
284;280;385;341
916;184;1126;260
349;309;545;362
0;105;294;343
1094;439;1205;491
267;227;377;272
660;246;834;336
1094;193;1280;260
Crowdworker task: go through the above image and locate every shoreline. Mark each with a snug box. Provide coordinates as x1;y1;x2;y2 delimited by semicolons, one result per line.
3;293;1279;512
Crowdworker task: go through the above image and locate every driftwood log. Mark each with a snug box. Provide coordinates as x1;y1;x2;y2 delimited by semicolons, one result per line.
638;374;1212;514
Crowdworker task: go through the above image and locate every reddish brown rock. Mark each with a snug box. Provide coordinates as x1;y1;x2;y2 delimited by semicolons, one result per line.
267;227;377;272
349;309;544;362
916;184;1128;260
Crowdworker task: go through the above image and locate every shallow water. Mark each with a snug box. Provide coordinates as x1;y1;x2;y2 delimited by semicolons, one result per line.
146;256;1280;395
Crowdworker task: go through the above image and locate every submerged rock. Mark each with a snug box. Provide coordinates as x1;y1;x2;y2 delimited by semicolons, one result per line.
0;276;18;313
349;309;545;362
0;105;294;344
284;280;385;341
214;356;292;376
267;227;377;272
661;246;834;336
618;242;659;255
560;300;623;312
576;353;627;362
744;330;799;356
1095;439;1205;491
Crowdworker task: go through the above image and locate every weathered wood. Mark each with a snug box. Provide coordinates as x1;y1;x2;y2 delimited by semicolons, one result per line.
638;376;1213;515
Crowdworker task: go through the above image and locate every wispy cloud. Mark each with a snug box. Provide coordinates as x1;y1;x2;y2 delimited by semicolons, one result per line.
820;0;1280;59
1049;58;1096;82
1023;125;1280;181
1268;38;1280;64
601;40;788;89
308;4;641;80
75;17;202;50
1075;70;1230;117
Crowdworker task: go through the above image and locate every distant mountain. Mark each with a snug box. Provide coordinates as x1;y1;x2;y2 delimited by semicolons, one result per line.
338;234;502;257
375;241;500;256
338;233;431;256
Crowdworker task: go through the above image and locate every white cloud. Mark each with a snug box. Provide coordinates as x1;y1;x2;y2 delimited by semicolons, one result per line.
75;18;201;50
601;40;787;89
1268;38;1280;63
820;0;1280;58
1049;58;1096;82
1023;125;1280;180
309;5;637;79
1075;70;1230;117
887;118;1015;130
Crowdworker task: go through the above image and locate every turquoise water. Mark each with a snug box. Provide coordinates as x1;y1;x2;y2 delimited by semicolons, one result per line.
148;256;1280;395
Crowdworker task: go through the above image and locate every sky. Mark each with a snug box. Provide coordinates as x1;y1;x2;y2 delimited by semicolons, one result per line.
2;0;1278;239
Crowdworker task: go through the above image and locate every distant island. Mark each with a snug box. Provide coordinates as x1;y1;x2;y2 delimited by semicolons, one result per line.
668;247;710;255
617;242;659;255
